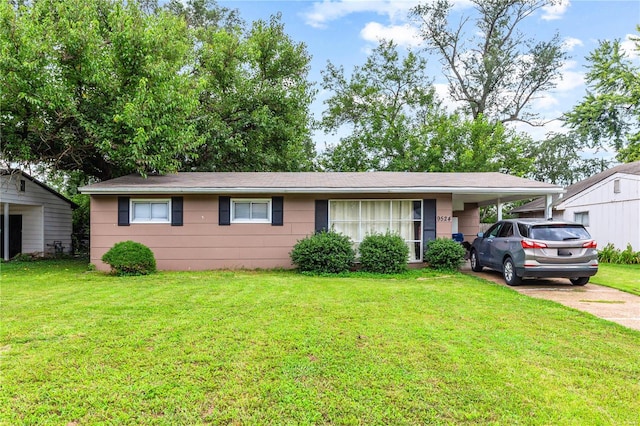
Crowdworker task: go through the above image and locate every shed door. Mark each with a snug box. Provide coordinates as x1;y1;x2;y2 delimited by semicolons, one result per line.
1;215;22;259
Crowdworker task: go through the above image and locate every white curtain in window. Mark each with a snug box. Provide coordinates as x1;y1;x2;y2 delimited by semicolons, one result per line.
331;201;360;238
330;200;422;261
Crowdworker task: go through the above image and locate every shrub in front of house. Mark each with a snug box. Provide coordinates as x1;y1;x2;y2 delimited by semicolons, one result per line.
358;232;409;274
290;230;355;274
101;240;157;276
425;238;466;271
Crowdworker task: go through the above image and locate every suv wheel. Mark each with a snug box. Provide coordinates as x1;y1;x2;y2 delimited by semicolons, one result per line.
570;277;589;286
503;257;522;286
470;250;483;272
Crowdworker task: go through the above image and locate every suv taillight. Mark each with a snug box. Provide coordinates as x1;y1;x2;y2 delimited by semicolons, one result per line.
582;240;597;249
521;239;547;249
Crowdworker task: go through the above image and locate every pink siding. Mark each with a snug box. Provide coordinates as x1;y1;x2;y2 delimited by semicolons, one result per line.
454;203;480;243
435;195;453;239
90;193;455;271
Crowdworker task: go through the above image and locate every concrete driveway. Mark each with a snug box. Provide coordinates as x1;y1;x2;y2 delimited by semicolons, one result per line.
462;263;640;332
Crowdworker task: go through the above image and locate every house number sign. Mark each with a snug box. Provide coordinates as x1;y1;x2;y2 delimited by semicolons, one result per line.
437;216;452;222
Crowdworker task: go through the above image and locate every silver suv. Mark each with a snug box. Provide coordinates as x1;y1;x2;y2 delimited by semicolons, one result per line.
469;219;598;286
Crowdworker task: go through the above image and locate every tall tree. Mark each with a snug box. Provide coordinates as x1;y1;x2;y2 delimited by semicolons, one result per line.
184;14;316;172
565;28;640;163
164;0;241;31
0;0;202;180
411;0;567;125
319;41;532;175
319;40;440;171
420;114;533;175
526;133;610;186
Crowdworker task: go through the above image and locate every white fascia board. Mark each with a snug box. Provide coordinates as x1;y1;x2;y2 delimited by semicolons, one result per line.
80;186;564;195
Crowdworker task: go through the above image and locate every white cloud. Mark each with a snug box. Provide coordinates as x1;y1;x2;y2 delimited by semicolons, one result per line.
541;0;570;21
303;0;418;29
533;93;560;110
303;0;473;29
433;83;466;113
360;22;423;47
554;60;585;93
562;37;583;51
620;33;639;60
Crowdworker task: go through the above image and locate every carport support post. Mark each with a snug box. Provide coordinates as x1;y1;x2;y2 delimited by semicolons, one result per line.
545;194;553;219
496;199;503;221
3;203;8;261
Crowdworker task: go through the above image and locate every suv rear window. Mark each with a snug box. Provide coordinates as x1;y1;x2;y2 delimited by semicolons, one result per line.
529;224;591;241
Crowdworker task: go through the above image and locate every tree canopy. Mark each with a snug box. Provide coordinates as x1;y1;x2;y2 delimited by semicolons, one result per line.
0;0;316;181
1;0;201;180
185;14;316;172
526;133;610;186
319;40;440;171
565;28;640;163
319;41;532;175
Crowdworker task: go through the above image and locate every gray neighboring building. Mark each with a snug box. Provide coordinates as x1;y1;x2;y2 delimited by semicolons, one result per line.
1;170;76;260
512;161;640;250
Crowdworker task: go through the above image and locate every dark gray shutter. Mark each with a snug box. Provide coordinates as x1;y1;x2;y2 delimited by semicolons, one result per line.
272;196;283;226
118;197;130;226
219;196;230;226
423;199;436;249
315;200;328;233
171;197;183;226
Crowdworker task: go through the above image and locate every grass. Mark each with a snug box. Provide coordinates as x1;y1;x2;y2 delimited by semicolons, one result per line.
591;263;640;296
2;259;640;425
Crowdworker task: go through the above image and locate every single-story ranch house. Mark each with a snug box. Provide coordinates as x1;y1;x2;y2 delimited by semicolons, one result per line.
80;172;563;271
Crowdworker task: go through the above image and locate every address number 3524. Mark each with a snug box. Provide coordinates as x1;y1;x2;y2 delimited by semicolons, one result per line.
437;216;452;222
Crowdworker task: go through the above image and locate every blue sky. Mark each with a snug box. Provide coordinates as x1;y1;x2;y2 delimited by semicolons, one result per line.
218;0;640;152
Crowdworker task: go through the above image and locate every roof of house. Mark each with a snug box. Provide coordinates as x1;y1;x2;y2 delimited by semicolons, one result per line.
1;169;77;208
511;161;640;213
80;172;563;206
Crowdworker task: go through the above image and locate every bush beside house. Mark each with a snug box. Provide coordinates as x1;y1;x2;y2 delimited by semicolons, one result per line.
101;241;157;276
425;238;466;270
358;232;409;274
290;231;355;274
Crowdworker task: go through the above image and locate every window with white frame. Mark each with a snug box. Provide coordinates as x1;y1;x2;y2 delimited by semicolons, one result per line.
131;199;170;223
232;199;271;223
329;200;423;262
574;211;589;227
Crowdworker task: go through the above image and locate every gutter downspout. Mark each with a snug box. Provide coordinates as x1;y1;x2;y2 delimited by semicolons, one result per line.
545;194;553;219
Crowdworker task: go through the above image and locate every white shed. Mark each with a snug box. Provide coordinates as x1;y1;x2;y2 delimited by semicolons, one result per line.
0;170;76;260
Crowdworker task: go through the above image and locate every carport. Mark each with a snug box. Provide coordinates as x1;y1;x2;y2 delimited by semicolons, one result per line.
447;177;563;244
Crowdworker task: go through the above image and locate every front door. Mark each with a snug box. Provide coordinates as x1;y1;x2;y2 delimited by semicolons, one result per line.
1;215;23;259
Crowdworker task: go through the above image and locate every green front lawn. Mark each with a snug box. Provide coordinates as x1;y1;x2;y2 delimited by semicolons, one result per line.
2;260;639;424
592;263;640;296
